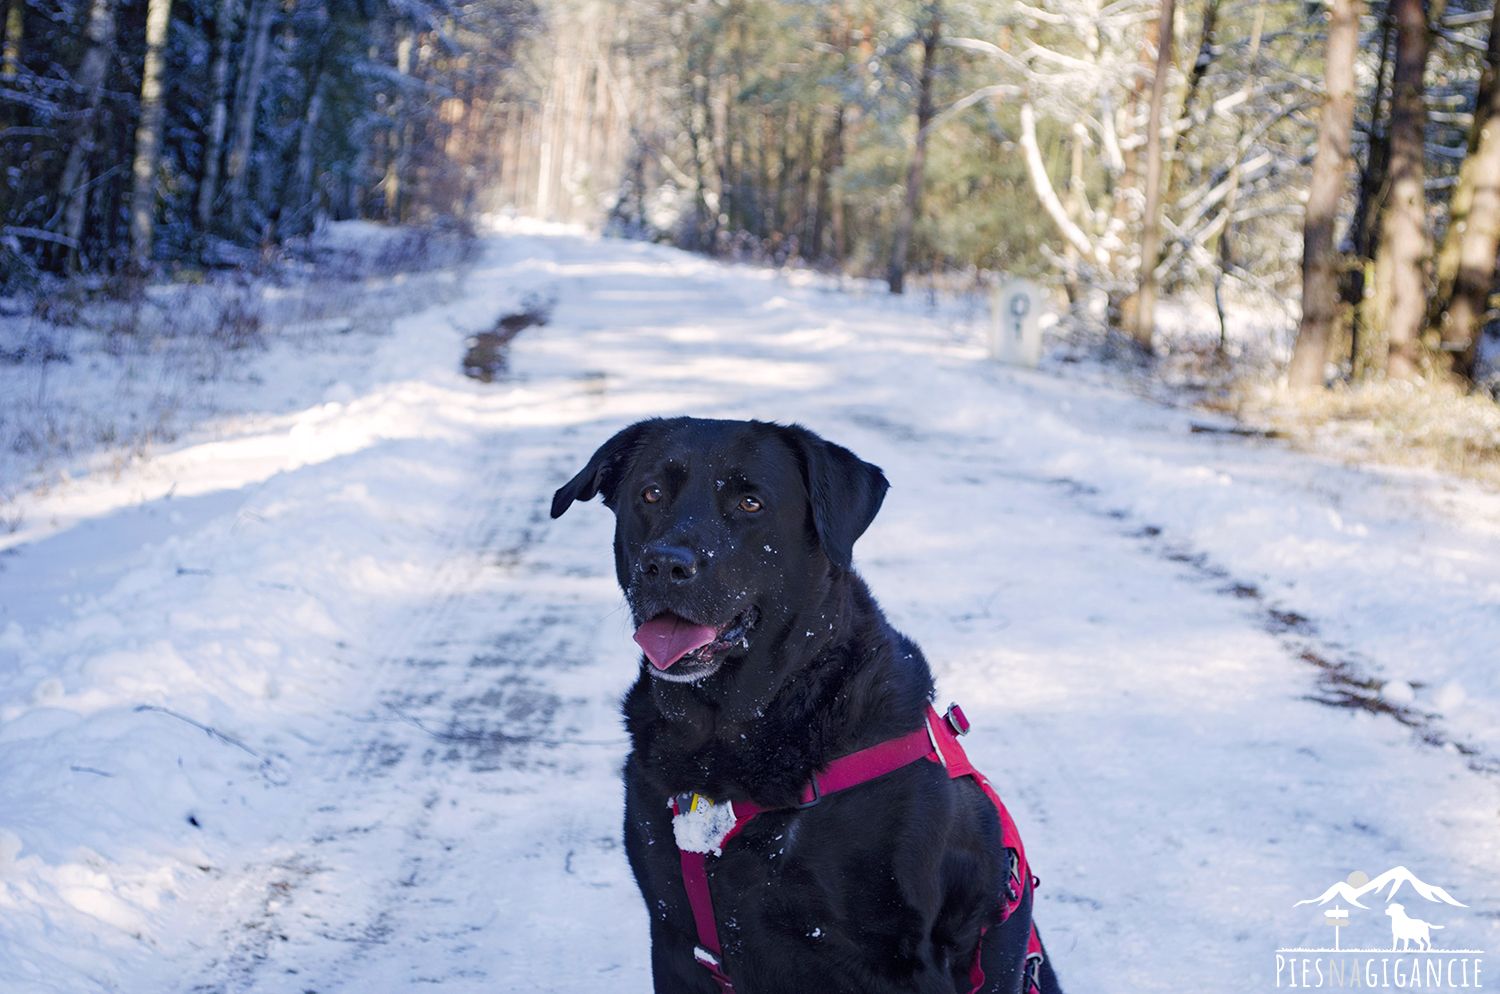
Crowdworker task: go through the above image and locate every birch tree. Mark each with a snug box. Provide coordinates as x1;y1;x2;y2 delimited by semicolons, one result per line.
196;0;241;227
55;0;116;262
1129;0;1175;351
128;0;173;265
225;0;274;234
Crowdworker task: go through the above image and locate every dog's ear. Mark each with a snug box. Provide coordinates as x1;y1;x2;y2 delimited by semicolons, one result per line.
551;420;660;518
785;425;889;571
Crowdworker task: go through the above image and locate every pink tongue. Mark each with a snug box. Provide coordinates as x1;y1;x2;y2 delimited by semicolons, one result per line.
634;614;719;670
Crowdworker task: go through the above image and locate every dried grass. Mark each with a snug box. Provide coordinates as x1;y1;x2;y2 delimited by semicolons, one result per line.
1229;376;1500;489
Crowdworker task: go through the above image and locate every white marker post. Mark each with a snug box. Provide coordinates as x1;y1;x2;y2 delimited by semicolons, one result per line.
1326;905;1349;951
991;277;1044;369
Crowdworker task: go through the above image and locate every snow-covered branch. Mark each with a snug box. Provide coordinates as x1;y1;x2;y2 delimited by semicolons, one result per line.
1019;102;1110;267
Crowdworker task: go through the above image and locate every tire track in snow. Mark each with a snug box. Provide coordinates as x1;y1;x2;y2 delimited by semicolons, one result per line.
842;398;1498;775
1119;514;1500;775
186;386;638;989
1024;461;1499;775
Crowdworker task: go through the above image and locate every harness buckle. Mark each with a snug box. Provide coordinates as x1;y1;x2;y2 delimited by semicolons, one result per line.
925;716;949;768
944;703;970;736
795;771;822;808
1024;951;1045;993
1005;847;1022;903
695;945;737;992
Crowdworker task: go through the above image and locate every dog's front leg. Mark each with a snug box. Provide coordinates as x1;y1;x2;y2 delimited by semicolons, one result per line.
623;757;722;994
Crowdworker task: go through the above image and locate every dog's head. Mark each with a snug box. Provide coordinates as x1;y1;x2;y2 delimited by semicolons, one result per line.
551;418;888;687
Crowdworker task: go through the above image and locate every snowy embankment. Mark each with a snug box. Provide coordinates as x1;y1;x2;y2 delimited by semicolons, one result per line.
0;221;472;507
1;229;1497;992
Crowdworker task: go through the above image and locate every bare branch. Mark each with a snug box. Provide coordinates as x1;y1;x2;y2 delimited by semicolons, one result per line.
1020;101;1109;266
920;84;1024;140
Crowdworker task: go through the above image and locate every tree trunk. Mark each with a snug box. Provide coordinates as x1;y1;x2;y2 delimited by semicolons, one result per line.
196;0;241;228
811;105;843;263
1346;12;1394;371
226;0;274;234
3;0;22;80
63;164;90;267
1428;0;1500;380
1130;0;1176;350
794;104;816;253
1288;0;1362;389
1166;0;1221;203
534;47;560;217
686;42;717;251
887;2;940;294
128;0;173;267
759;110;772;236
1372;0;1430;379
1064;121;1088;301
1210;0;1265;351
384;27;414;222
1106;26;1158;330
774;103;791;235
55;0;115;258
557;39;582;223
291;72;326;231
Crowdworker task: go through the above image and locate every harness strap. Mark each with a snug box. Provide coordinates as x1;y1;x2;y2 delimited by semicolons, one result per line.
1025;924;1047;994
675;703;1045;994
679;848;736;992
925;706;1043;994
730;723;934;820
924;705;1031;922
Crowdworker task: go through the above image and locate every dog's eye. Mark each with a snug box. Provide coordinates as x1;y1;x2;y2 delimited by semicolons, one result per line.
642;486;662;504
738;496;762;513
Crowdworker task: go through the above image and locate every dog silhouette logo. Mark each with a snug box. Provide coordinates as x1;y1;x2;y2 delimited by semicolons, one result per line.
1386;903;1444;952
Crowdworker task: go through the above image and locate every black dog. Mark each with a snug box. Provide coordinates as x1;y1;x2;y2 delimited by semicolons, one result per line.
552;417;1061;994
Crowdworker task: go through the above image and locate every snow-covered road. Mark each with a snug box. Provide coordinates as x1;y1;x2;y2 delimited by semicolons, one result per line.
2;231;1499;993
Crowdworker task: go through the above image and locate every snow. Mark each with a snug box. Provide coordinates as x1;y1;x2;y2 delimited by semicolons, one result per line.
1;230;1498;992
672;797;739;856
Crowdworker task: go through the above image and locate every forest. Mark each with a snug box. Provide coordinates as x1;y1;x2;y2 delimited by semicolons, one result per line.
4;0;1500;396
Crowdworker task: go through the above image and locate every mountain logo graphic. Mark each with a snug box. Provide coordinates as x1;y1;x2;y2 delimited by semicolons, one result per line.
1293;866;1468;911
1275;865;1483;987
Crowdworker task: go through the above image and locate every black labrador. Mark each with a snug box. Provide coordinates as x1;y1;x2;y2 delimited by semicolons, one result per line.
551;417;1062;994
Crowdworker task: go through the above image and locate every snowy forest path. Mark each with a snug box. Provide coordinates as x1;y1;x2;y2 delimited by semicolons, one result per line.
230;232;1500;992
2;231;1497;994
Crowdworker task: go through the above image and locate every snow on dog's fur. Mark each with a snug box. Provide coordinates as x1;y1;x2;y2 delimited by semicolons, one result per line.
1386;903;1444;951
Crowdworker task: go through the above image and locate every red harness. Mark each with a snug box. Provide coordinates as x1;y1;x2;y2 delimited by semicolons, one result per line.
671;703;1045;994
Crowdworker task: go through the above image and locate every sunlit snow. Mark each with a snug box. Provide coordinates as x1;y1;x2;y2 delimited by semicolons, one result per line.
1;228;1498;992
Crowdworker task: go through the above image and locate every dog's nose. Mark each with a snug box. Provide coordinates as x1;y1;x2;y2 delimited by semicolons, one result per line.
640;542;700;582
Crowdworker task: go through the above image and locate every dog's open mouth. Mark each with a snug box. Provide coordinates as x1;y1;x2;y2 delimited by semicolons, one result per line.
633;610;754;677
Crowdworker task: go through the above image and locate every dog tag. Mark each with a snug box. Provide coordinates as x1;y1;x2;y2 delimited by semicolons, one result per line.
673;793;739;856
